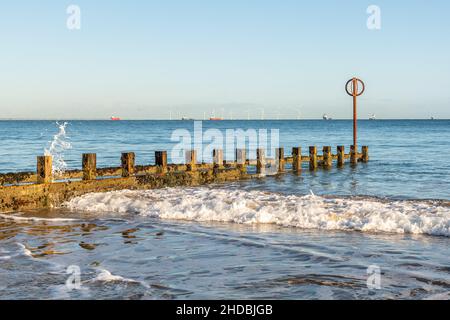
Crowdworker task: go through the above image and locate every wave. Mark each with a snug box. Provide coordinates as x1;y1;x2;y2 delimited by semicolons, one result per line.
64;188;450;237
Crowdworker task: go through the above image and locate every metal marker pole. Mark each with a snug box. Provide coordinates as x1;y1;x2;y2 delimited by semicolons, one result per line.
346;77;365;152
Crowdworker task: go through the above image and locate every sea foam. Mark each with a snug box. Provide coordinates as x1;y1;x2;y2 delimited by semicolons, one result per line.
90;269;140;284
64;188;450;237
0;213;77;222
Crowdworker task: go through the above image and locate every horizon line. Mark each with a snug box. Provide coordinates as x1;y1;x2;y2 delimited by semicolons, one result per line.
0;118;448;121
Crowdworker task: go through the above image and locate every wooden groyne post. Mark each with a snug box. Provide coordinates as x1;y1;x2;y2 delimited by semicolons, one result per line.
121;152;135;177
362;146;369;163
350;145;358;165
213;149;224;169
37;155;52;184
337;146;345;167
323;146;332;168
236;149;246;173
292;147;302;174
186;150;197;171
256;148;265;174
82;153;97;180
155;151;168;173
276;148;285;173
309;146;317;170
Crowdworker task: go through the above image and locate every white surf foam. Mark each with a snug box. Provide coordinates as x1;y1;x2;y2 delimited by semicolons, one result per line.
64;188;450;237
16;243;33;257
90;269;140;284
0;213;77;222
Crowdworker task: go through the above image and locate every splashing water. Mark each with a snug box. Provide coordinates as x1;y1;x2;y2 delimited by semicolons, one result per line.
44;122;72;176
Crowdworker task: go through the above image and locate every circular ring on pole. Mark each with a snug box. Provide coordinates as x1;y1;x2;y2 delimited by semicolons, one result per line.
346;78;365;97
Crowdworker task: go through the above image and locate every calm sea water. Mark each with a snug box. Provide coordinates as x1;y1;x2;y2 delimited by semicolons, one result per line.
0;120;449;300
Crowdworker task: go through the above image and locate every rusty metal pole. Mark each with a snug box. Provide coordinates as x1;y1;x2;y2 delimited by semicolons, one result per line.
352;78;358;150
346;77;365;156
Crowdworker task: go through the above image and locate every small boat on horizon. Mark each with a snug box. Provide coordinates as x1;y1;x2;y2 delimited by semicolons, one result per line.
110;116;121;121
369;114;376;120
323;114;332;120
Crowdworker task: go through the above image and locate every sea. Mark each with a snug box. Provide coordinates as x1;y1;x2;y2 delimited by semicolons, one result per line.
0;120;449;300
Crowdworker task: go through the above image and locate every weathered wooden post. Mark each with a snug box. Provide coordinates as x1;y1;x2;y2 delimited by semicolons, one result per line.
309;146;317;170
155;151;168;173
350;145;358;165
276;147;285;173
121;152;135;177
256;148;265;174
323;146;332;168
37;155;52;184
337;146;345;167
186;150;197;171
213;149;224;169
82;153;97;180
362;146;369;163
236;149;246;173
292;147;302;174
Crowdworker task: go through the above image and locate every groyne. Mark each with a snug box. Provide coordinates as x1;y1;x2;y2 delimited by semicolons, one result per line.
0;146;369;213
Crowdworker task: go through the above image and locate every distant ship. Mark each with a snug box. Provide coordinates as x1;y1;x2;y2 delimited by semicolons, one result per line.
110;116;121;121
322;114;332;120
181;117;194;121
209;117;223;121
369;114;376;120
431;116;435;120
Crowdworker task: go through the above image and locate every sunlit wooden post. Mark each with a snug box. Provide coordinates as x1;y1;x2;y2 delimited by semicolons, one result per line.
186;150;197;171
37;155;52;184
236;149;246;173
82;153;97;180
350;145;358;165
309;146;317;170
213;149;224;169
323;146;332;168
292;147;302;174
256;148;265;174
155;151;168;173
362;146;369;163
276;147;285;173
337;146;345;167
121;152;135;177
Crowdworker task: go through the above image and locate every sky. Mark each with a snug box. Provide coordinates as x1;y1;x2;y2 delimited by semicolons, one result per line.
0;0;449;119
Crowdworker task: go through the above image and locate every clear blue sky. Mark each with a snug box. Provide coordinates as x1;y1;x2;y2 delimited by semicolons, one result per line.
1;0;449;119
